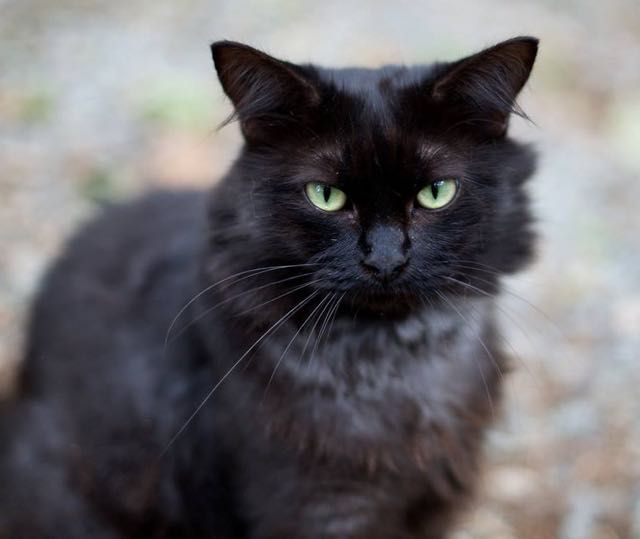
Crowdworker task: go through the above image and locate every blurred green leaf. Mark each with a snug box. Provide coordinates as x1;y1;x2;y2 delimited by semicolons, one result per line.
80;167;121;203
138;79;213;131
19;91;54;124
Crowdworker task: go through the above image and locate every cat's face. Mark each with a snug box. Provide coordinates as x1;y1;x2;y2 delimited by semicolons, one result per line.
209;39;537;316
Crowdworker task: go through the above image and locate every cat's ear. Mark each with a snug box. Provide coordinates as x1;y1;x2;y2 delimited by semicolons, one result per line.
429;36;538;136
211;41;321;143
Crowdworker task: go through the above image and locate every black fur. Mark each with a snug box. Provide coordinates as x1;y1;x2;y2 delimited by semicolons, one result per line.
0;37;538;538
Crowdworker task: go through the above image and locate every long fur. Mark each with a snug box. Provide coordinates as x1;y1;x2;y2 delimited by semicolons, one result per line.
0;37;538;538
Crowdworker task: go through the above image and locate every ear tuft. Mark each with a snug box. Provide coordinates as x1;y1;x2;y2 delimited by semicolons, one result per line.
210;41;320;142
431;37;538;135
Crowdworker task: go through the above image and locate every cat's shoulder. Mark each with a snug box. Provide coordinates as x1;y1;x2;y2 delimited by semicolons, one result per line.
38;190;206;298
21;190;208;389
60;190;205;267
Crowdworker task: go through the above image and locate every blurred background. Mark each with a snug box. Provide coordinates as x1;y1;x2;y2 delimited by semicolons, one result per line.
1;0;639;536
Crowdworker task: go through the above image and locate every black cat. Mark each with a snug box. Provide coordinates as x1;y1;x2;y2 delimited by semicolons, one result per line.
0;37;538;538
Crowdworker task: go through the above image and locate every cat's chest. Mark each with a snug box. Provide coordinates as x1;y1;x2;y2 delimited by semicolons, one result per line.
229;298;499;473
212;300;499;537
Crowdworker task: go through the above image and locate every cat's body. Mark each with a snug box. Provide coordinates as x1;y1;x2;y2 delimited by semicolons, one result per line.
0;38;538;538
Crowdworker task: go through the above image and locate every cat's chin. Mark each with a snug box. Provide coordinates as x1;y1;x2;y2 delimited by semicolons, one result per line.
345;289;424;318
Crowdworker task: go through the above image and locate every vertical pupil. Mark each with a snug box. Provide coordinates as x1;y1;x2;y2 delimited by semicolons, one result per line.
431;182;440;199
323;186;332;203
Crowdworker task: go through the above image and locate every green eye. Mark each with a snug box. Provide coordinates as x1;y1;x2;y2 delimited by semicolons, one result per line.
305;182;347;212
417;179;458;209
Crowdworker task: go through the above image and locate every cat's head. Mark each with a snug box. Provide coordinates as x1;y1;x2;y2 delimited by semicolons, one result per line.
207;38;538;317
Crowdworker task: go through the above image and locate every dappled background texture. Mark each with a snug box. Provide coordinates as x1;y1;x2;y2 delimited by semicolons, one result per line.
1;0;639;537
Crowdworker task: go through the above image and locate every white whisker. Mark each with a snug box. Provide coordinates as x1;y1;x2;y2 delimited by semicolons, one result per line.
166;271;318;346
160;289;320;456
163;263;319;349
263;292;329;398
435;289;497;419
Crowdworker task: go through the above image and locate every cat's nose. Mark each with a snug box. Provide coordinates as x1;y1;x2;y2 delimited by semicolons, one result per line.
363;250;409;282
362;224;409;283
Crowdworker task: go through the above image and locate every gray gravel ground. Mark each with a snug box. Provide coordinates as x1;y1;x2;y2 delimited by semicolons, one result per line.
1;1;639;536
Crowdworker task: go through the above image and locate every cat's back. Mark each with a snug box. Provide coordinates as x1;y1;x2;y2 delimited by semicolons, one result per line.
20;189;207;396
0;190;213;535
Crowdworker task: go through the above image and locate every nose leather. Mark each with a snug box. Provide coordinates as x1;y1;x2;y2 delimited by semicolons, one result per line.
362;224;408;282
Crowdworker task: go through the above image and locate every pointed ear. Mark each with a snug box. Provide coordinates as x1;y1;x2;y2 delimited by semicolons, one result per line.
430;36;538;136
211;41;321;143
